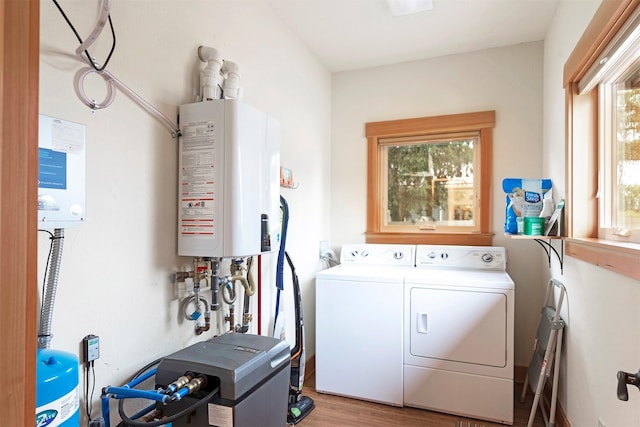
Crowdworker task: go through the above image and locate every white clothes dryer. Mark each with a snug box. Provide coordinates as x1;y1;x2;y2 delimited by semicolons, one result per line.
403;245;514;425
315;244;415;406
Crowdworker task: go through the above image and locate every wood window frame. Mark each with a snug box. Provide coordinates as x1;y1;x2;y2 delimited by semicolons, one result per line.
365;110;495;246
564;0;640;280
0;0;40;424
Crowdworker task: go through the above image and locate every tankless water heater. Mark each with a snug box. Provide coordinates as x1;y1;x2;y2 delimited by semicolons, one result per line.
178;100;280;258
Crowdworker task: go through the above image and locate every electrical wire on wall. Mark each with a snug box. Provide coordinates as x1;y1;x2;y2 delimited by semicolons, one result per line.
52;0;116;72
51;0;179;137
84;360;96;422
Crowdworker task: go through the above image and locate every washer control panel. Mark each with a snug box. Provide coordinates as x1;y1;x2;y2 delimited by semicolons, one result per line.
340;244;415;266
415;245;506;270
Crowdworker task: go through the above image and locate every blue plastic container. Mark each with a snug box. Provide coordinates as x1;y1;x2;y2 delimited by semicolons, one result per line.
36;349;80;427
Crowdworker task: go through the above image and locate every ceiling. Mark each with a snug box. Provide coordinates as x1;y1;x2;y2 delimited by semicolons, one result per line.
265;0;561;72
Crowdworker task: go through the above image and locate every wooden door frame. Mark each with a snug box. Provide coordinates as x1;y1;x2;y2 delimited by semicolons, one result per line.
0;0;39;424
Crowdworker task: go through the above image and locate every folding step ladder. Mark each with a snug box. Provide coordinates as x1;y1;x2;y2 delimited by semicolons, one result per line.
520;278;566;427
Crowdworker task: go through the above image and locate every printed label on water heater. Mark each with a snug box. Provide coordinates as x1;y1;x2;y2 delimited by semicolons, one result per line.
208;403;233;427
180;121;217;238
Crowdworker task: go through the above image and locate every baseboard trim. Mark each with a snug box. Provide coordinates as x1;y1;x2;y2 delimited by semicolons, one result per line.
305;354;315;380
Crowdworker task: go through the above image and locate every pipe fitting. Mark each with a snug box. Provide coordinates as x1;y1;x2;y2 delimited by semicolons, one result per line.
195;311;211;335
221;60;241;100
198;46;223;101
173;271;192;283
210;258;221;311
168;375;192;394
186;376;207;394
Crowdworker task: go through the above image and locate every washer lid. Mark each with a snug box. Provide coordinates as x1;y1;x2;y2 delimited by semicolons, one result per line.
404;268;514;290
316;264;412;283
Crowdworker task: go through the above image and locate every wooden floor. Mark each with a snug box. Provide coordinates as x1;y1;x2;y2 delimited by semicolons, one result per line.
294;374;546;427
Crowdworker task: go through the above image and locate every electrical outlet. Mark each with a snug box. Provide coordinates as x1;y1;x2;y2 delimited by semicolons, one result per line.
598;416;606;427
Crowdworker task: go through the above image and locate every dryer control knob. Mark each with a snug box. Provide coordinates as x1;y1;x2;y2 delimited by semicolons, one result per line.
361;251;369;257
428;252;437;259
441;252;449;260
393;251;403;260
482;253;494;263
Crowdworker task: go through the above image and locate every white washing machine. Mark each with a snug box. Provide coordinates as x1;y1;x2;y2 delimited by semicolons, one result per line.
315;243;415;406
403;245;514;425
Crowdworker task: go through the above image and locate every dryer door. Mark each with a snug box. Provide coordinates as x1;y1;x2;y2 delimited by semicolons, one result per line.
408;287;507;368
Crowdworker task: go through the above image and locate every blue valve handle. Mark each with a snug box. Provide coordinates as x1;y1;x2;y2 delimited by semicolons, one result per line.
617;369;640;401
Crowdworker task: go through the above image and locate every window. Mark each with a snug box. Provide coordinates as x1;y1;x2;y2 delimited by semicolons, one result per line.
381;133;478;231
577;4;640;244
599;70;640;242
564;0;640;280
365;111;495;246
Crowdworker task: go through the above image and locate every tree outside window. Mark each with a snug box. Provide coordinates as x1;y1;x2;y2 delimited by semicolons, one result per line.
385;137;476;227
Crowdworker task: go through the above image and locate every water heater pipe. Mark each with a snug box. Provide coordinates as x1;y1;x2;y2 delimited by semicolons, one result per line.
221;280;237;305
198;46;223;101
221;60;241;100
210;258;221;311
241;257;256;332
38;228;65;349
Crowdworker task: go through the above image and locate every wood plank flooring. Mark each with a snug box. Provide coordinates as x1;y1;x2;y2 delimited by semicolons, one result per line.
294;374;546;427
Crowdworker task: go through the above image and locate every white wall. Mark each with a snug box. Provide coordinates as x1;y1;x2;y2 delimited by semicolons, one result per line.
39;0;331;424
331;42;548;367
39;1;640;426
544;1;640;426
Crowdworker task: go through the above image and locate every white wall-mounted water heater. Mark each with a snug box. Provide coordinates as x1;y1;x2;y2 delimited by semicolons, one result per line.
178;100;280;258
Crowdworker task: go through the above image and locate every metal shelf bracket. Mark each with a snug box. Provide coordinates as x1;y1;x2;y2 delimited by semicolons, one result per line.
533;238;564;273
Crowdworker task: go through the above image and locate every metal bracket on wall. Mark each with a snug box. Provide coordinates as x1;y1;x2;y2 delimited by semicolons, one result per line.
533;238;564;273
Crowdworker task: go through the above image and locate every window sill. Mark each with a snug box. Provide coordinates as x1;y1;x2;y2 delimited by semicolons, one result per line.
365;231;493;246
565;237;640;280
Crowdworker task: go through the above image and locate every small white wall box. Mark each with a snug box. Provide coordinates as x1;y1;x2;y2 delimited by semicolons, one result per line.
178;100;280;258
38;115;86;228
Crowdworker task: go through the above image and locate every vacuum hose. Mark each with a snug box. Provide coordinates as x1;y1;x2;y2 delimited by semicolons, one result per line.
274;197;289;334
38;228;64;349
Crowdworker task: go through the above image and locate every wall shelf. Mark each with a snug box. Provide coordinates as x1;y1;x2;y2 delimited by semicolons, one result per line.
507;235;565;273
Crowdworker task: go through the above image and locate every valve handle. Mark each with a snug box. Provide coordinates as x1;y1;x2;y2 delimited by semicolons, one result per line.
617;370;640;401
